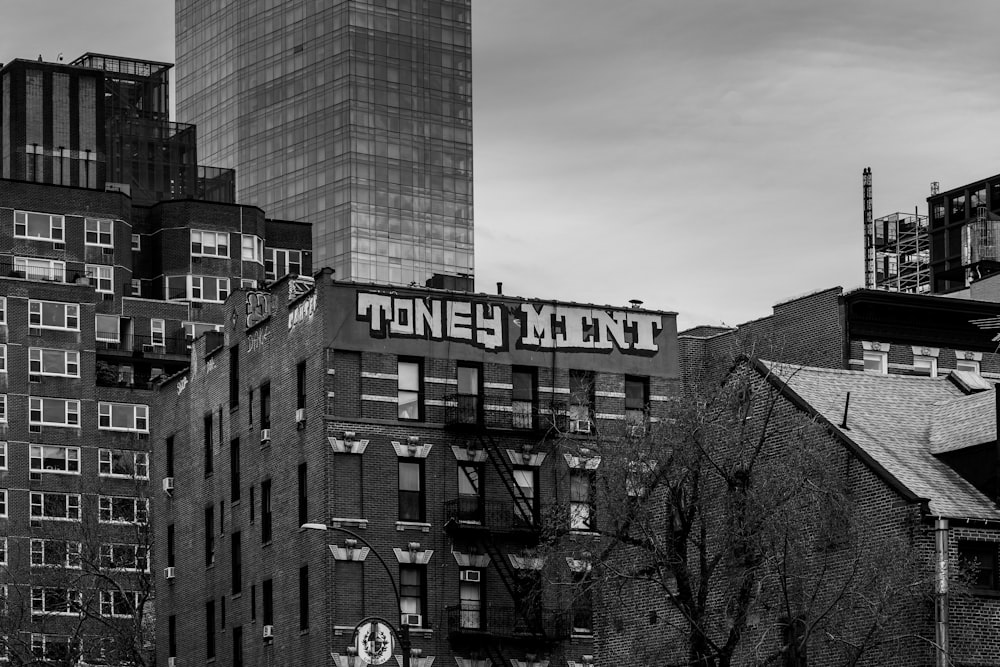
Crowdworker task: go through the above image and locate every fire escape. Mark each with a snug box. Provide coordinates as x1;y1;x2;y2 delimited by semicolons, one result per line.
442;388;573;665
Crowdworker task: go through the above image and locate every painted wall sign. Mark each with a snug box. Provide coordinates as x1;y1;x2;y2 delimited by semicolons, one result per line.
356;292;662;355
247;326;271;353
246;291;272;329
289;292;318;332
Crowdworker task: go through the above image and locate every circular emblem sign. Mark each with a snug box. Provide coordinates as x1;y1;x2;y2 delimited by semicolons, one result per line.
355;621;394;665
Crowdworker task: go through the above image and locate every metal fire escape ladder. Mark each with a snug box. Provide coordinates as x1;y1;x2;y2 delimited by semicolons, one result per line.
477;429;537;530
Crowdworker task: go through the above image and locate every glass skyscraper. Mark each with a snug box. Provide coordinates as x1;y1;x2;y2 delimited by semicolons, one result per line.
175;0;474;288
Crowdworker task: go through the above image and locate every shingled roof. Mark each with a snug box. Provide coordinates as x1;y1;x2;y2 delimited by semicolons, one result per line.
763;362;1000;521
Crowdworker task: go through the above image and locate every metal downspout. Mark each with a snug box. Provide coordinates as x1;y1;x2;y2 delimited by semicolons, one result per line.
934;517;949;667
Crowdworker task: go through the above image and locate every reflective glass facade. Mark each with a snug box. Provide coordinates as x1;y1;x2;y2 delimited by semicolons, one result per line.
176;0;474;287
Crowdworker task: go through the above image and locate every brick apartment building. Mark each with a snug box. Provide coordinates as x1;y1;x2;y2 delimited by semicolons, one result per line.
153;272;680;667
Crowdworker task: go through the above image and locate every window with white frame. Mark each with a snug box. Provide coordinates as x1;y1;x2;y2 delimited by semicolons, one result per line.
99;449;149;479
240;278;257;289
183;321;223;340
30;634;82;663
31;587;81;615
191;230;229;257
31;539;81;568
99;496;148;524
101;590;142;618
100;543;148;572
570;469;595;530
14;256;65;282
957;358;981;373
30;445;80;474
265;248;303;281
191;275;230;302
85;264;113;292
131;234;141;251
84;217;113;246
29;300;79;331
14;211;64;241
98;403;149;433
863;350;887;374
151;319;165;347
29;348;80;377
913;355;937;377
0;344;5;372
0;296;6;324
0;441;5;470
0;536;6;566
30;492;81;520
95;314;120;343
242;235;264;264
0;489;6;517
0;395;7;423
29;397;80;427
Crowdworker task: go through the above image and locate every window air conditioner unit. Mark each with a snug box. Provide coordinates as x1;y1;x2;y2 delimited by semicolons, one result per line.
162;477;175;494
164;566;175;580
570;419;592;434
167;658;179;667
459;569;481;583
260;429;271;444
295;408;306;428
400;613;422;627
262;624;275;639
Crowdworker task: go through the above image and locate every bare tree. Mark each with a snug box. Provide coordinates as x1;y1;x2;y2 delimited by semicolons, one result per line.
538;357;936;667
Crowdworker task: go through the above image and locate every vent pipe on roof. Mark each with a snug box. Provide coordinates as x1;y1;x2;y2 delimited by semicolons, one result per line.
839;392;851;430
497;282;502;295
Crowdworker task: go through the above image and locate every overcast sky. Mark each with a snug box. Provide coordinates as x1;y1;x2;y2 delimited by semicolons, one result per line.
4;1;1000;329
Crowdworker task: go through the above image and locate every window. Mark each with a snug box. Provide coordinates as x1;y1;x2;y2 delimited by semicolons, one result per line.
14;210;64;241
31;539;81;568
31;587;80;615
184;321;224;340
99;449;149;479
14;256;65;282
0;441;5;469
260;382;271;429
151;319;165;347
98;402;149;432
0;536;6;566
399;460;425;522
231;438;241;501
262;578;274;625
456;363;481;423
570;469;595;530
299;564;310;630
0;344;5;373
298;462;308;526
99;496;148;524
132;234;141;251
30;445;80;474
513;468;537;525
192;275;230;302
297;360;307;410
29;300;79;330
569;370;595;432
242;235;264;263
167;524;175;569
85;217;113;246
262;479;273;543
0;395;7;423
914;355;937;377
400;566;426;626
863;350;887;374
166;435;175;478
85;264;113;292
0;489;6;517
0;297;6;324
960;541;999;591
205;505;216;566
95;314;120;342
204;413;214;476
957;358;981;374
512;366;536;429
30;348;80;377
206;600;216;660
459;569;482;629
232;532;243;594
625;376;650;431
28;396;80;427
233;625;244;667
31;634;81;663
30;492;81;520
572;572;594;635
265;248;303;281
230;345;240;408
398;359;422;420
101;590;140;618
457;463;484;522
100;543;148;572
191;230;229;257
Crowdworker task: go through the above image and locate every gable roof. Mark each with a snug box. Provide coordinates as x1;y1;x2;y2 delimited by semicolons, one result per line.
762;361;1000;521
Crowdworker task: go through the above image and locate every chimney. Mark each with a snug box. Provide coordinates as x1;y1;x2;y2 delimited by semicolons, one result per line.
496;282;503;295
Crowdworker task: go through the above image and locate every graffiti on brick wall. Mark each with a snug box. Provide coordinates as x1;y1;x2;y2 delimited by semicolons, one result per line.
246;291;272;329
356;292;662;355
247;326;270;354
289;292;318;332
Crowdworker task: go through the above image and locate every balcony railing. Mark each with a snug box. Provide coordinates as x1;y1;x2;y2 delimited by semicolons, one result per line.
95;334;190;356
446;604;572;641
444;498;546;532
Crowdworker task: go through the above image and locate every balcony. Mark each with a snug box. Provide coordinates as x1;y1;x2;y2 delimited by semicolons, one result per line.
444;499;546;534
444;394;482;429
95;334;190;357
446;604;571;641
